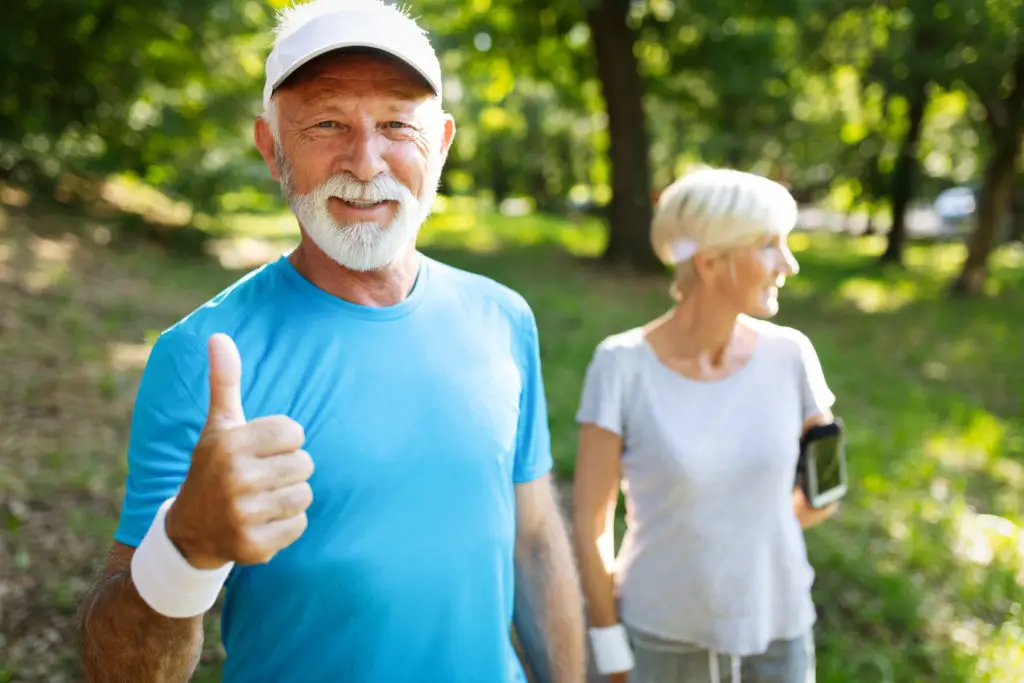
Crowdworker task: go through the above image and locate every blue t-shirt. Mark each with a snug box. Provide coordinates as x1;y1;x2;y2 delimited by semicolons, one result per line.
114;253;553;683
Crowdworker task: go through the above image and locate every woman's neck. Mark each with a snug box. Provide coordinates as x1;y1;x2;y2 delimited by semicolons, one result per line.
645;294;754;379
668;296;741;358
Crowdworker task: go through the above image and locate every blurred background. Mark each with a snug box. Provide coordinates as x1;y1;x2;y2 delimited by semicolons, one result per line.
0;0;1021;681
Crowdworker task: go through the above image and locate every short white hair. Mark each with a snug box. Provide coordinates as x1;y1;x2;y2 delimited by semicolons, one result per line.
650;167;798;266
272;0;420;42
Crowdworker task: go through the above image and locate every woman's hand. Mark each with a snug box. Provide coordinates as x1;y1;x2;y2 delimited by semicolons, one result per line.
793;486;839;530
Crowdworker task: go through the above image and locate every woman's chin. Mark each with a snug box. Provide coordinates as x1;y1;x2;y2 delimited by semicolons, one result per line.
748;290;780;317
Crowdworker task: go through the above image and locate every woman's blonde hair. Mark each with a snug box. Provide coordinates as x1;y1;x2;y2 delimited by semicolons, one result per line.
650;168;798;299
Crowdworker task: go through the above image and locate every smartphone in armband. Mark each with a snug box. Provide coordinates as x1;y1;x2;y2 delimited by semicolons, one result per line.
796;418;848;509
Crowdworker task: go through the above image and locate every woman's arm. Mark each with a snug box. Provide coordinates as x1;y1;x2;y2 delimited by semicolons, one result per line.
572;423;632;682
571;423;624;628
794;411;840;530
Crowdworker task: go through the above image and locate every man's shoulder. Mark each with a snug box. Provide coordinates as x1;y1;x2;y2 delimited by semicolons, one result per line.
169;257;290;344
425;256;536;328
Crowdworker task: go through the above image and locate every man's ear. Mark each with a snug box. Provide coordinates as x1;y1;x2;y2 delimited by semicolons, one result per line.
254;116;280;181
438;113;456;163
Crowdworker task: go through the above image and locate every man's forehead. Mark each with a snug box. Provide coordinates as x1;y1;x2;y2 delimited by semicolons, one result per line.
276;50;435;99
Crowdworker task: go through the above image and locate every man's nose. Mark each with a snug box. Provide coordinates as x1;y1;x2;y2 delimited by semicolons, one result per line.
339;129;388;182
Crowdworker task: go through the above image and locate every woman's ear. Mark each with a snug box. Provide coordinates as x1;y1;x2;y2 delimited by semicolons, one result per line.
691;250;722;283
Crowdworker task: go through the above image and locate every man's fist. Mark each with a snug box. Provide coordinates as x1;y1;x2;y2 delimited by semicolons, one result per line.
165;333;314;570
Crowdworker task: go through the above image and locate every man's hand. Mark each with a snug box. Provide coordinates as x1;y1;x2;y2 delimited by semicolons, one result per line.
164;333;314;570
793;487;838;530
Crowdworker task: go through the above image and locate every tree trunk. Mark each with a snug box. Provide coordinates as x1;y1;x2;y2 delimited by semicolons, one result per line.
951;55;1024;295
490;136;510;206
879;88;928;264
950;136;1021;295
863;204;877;236
523;97;554;212
588;0;662;272
1010;199;1024;243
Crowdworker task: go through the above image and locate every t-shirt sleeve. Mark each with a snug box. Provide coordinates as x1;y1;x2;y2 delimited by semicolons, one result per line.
113;328;209;548
512;305;554;484
574;344;626;437
796;332;836;422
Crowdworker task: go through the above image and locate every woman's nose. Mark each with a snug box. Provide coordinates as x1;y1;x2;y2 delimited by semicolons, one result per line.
779;244;799;276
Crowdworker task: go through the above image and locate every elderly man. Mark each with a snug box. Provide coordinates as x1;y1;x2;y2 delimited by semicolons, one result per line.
78;1;586;681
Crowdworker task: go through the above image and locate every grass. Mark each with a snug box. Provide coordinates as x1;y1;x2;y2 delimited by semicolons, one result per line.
1;195;1022;682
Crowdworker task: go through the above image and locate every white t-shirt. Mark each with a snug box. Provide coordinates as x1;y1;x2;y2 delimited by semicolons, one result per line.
575;317;836;657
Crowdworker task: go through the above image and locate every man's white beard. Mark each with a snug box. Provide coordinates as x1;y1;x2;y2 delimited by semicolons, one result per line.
278;150;440;271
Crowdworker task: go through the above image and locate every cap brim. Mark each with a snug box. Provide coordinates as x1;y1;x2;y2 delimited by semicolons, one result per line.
263;9;442;111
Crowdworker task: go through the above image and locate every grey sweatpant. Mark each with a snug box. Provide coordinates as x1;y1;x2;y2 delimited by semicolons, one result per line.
624;627;816;683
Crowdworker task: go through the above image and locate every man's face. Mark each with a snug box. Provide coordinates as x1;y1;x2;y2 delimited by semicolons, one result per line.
256;52;455;271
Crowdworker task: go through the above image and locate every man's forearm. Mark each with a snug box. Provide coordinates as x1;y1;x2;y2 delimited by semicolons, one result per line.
513;519;586;683
80;566;204;683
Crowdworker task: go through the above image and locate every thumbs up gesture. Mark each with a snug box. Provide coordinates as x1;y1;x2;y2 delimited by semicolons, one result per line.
164;333;314;570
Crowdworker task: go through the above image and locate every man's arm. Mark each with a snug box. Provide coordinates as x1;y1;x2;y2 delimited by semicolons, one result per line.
513;473;586;683
79;333;312;682
79;542;204;683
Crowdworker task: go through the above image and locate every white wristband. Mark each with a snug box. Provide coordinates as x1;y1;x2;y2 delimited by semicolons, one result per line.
130;496;234;619
589;624;635;674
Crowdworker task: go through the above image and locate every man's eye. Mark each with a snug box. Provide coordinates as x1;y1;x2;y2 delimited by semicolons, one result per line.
315;121;337;128
385;121;411;129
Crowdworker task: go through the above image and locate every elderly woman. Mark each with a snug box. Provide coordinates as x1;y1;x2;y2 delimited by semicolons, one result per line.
572;168;840;683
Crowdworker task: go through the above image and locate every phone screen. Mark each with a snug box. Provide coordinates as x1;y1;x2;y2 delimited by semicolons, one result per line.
810;433;843;493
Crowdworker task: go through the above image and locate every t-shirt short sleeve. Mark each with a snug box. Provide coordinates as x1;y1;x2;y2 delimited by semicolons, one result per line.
512;306;554;484
113;328;208;548
575;343;627;437
796;332;836;421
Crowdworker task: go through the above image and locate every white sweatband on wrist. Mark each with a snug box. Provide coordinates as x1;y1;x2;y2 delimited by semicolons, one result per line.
589;624;635;674
130;496;234;619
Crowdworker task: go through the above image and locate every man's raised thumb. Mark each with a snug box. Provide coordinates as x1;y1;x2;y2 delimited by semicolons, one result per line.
206;333;245;427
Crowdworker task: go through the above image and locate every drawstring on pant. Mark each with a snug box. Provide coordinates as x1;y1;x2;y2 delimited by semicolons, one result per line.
708;650;742;683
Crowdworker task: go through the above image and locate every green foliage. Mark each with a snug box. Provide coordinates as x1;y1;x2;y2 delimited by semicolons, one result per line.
0;0;275;212
0;0;1018;266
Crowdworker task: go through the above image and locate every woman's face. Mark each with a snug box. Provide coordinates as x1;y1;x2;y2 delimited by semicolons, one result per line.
713;233;799;317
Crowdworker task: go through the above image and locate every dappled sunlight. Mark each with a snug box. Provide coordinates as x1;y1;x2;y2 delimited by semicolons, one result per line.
417;202;607;256
952;510;1023;568
100;174;192;226
0;241;11;282
835;277;919;312
198;211;299;239
207;235;290;270
107;342;153;372
924;410;1008;472
905;242;970;277
419;209;502;253
976;622;1024;681
0;186;29;209
0;233;78;294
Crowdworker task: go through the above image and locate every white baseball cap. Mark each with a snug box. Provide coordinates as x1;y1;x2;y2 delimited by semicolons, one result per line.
262;2;443;112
